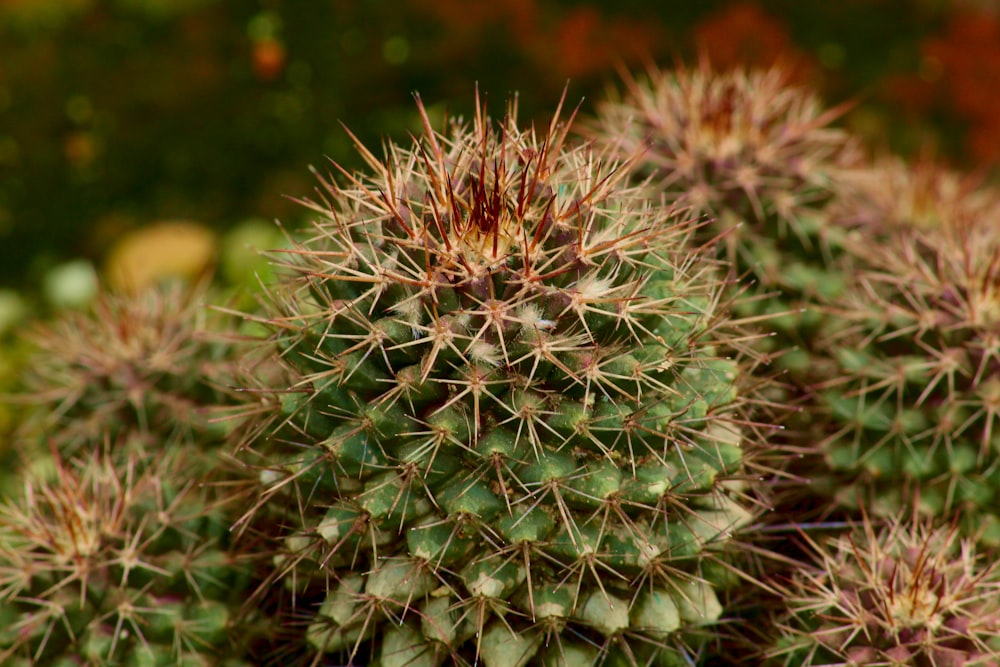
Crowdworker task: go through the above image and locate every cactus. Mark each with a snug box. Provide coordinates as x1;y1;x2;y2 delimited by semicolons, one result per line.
586;63;862;372
233;92;760;665
765;515;1000;666
14;282;242;464
831;154;997;234
809;201;1000;545
0;445;255;666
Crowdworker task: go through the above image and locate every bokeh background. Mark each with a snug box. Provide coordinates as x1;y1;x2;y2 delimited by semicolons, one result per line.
2;0;999;299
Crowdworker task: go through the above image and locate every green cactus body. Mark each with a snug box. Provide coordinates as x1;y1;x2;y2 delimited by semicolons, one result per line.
766;517;1000;666
815;214;1000;544
0;449;254;666
242;94;755;665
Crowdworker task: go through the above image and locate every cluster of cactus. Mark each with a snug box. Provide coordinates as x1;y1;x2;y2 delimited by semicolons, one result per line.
3;62;1000;666
583;63;1000;663
0;283;266;665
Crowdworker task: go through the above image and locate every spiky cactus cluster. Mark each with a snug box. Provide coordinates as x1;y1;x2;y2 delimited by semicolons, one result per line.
0;281;271;665
585;62;1000;661
0;447;253;666
236;94;759;666
766;516;1000;666
811;203;1000;544
9;62;1000;667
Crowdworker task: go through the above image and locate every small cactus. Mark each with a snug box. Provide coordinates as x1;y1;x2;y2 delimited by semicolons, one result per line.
0;445;255;666
813;205;1000;544
766;515;1000;666
0;279;274;664
235;92;760;665
14;282;242;463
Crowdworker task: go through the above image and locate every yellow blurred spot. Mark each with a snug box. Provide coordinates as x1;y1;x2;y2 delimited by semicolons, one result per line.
104;221;217;292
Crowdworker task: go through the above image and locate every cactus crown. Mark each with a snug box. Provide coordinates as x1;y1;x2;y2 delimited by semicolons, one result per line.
241;92;754;665
0;446;250;666
767;516;1000;667
588;63;858;234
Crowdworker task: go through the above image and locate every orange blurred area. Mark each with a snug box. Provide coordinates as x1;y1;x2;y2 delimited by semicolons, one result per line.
694;3;816;84
103;221;216;293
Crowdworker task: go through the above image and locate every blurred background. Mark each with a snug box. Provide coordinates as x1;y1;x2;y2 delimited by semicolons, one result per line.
2;0;999;302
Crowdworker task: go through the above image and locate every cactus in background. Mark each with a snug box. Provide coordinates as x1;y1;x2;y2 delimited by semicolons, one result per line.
810;204;1000;545
765;515;1000;666
584;61;1000;662
587;63;863;379
233;92;761;666
14;282;241;463
831;154;997;234
0;445;254;666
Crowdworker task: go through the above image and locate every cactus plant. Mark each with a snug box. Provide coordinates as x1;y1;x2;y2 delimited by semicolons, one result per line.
232;92;761;665
7;61;1000;667
583;66;877;543
765;514;1000;666
808;201;1000;545
0;444;255;666
14;281;242;463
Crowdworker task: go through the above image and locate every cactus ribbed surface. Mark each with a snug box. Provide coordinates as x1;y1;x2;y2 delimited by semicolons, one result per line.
238;94;757;665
